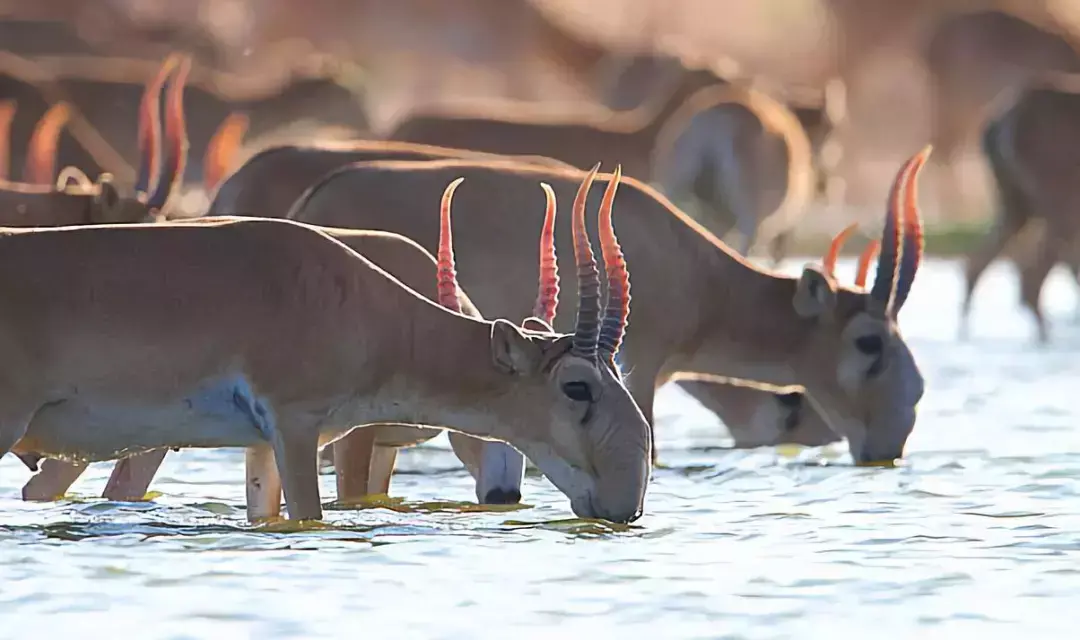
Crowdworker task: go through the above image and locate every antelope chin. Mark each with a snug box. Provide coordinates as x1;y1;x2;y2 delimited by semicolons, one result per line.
516;441;599;517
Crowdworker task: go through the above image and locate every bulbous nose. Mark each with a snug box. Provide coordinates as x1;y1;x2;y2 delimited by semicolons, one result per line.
482;487;522;505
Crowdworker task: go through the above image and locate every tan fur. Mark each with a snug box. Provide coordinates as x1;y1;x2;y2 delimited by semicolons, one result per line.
383;63;720;181
207;138;843;488
650;83;815;264
19;227;486;503
5;212;652;524
279;156;928;465
963;75;1080;342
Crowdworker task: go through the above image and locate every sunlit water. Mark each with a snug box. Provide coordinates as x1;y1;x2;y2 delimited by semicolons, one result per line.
3;257;1080;639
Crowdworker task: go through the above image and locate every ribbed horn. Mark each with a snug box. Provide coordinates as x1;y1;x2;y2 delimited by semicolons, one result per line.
135;54;180;200
24;102;70;185
204;112;249;193
436;177;465;312
145;54;191;213
570;163;602;360
869;150;919;315
532;182;560;325
0;100;14;181
855;240;880;289
822;223;858;278
597;165;630;361
892;145;930;313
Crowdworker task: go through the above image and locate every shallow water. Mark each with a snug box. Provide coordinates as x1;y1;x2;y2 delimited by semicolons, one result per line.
3;257;1079;639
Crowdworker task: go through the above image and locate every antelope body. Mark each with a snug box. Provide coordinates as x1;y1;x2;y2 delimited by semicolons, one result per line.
384;63;720;182
3;172;651;523
280;152;929;466
963;76;1080;341
650;83;815;262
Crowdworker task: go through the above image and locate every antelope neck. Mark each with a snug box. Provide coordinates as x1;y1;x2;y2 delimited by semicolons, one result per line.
674;252;813;389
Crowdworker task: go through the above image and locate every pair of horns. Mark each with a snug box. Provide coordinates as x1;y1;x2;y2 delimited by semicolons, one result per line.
570;164;631;363
435;164;632;364
521;164;632;362
824;146;929;314
135;53;191;212
822;224;880;289
0;99;72;185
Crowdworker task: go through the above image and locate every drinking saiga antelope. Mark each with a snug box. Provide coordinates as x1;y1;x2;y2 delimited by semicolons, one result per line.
4;168;652;523
17;105;577;507
204;132;846;498
20;175;558;508
271;148;929;468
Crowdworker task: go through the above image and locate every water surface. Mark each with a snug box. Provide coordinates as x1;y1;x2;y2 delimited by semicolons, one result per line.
2;258;1079;639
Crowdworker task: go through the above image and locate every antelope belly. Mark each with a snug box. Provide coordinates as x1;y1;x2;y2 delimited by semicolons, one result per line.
20;374;275;461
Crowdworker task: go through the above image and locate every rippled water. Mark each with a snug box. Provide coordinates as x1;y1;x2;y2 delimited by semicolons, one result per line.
3;257;1080;639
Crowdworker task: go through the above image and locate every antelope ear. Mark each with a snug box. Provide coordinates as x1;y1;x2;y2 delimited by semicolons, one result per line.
521;316;554;333
793;265;837;319
490;319;540;376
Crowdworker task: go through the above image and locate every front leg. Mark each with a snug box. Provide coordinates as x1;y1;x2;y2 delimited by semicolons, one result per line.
23;458;89;501
270;425;323;521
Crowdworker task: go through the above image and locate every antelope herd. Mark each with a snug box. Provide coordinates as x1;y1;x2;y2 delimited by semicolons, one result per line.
0;25;1070;526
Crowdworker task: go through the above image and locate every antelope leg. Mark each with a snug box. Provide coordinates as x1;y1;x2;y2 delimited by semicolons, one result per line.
332;428;377;503
102;449;169;501
22;458;89;501
245;443;282;522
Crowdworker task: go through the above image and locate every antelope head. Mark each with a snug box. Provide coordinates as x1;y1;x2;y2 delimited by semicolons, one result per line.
790;147;929;465
40;54;192;225
438;164;650;523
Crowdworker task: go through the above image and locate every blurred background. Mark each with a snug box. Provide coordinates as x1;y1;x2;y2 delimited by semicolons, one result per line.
2;0;1080;253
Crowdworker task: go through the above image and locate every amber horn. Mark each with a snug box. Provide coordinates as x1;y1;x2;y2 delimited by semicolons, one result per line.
24;102;71;185
822;223;858;278
532;182;560;325
146;54;191;213
0;100;14;181
134;54;180;200
203;112;249;193
597;166;630;361
569;164;603;360
436;177;465;312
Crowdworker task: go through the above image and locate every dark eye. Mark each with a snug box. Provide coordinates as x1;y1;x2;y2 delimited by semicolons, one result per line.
855;335;884;355
561;381;594;403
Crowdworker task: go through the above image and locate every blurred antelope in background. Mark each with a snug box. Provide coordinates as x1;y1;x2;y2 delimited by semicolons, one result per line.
962;73;1080;342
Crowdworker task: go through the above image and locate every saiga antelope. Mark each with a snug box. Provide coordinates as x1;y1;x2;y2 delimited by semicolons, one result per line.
279;148;930;467
673;228;881;450
4;167;651;523
205;122;846;499
20;186;554;507
962;76;1080;342
650;82;815;263
920;10;1080;218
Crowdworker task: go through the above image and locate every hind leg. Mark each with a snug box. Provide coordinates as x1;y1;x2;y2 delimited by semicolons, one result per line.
331;428;377;503
767;231;792;267
22;458;89;501
1019;233;1060;345
103;449;169;501
960;216;1027;336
